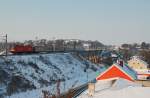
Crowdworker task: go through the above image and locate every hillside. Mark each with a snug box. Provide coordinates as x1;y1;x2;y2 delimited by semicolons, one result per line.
0;53;103;98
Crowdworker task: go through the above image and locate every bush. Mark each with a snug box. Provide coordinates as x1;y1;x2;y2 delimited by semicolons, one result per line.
28;62;39;70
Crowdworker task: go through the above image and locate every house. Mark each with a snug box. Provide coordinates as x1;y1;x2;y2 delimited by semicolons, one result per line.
128;56;148;70
96;63;137;81
77;63;142;98
128;56;150;80
77;63;150;98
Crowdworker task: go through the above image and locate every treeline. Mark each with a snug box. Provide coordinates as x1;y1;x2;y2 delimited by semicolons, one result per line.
121;42;150;50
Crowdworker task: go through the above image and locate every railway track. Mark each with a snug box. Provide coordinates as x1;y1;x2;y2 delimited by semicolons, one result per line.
0;49;102;57
60;79;96;98
43;83;88;98
0;50;69;57
59;84;88;98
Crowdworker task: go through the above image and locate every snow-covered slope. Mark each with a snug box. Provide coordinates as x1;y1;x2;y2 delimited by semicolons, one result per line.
0;53;102;98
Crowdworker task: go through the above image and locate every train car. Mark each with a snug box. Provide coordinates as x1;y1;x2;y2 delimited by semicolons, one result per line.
34;45;52;52
10;45;34;54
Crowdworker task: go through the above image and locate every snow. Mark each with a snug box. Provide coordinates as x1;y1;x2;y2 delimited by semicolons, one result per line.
77;78;150;98
90;87;150;98
0;53;103;98
0;51;5;55
111;78;141;90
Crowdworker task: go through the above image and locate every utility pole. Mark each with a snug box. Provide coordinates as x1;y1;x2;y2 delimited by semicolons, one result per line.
52;37;56;52
5;34;8;57
56;79;60;98
73;41;77;51
0;34;8;57
63;41;66;51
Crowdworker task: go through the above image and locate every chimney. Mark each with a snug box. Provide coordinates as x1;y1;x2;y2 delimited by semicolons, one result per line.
119;60;123;67
88;83;95;96
117;59;124;67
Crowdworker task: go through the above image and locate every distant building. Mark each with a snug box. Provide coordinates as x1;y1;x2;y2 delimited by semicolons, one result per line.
100;50;111;58
83;43;91;50
128;56;148;70
96;63;137;81
128;56;150;80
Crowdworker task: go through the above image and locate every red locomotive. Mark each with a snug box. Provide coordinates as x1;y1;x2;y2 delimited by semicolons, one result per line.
10;45;34;54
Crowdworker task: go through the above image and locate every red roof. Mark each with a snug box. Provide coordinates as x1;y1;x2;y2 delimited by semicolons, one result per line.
96;64;135;81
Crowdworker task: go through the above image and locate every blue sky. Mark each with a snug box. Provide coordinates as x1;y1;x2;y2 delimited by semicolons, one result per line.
0;0;150;45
